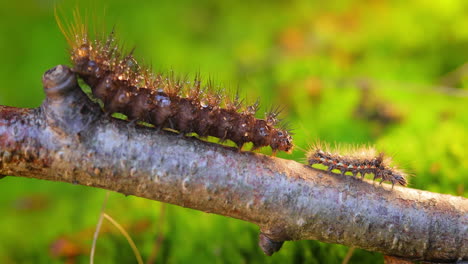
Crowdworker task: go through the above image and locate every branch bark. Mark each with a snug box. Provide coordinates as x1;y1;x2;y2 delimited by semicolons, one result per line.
0;65;467;263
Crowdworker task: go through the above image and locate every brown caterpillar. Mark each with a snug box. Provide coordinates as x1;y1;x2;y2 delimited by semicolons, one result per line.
55;11;293;154
306;143;408;187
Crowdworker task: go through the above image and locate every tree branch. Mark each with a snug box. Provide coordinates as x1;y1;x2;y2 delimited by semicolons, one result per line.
0;65;466;263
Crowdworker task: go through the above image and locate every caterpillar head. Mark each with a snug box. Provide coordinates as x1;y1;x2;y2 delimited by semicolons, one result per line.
271;130;293;153
391;171;408;186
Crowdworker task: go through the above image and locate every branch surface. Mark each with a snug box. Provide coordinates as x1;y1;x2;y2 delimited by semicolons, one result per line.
0;65;467;263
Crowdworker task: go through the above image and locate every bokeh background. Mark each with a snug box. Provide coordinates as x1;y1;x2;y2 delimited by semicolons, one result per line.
0;0;467;263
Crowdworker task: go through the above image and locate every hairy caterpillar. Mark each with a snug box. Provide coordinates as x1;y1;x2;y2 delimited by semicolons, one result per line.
55;11;293;154
306;143;408;187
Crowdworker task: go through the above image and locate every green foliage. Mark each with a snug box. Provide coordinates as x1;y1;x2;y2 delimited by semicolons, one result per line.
0;0;466;263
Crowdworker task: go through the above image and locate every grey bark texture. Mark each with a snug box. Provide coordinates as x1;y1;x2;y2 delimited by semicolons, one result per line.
0;65;467;263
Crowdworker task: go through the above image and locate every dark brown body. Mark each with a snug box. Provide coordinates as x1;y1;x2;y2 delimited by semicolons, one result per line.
72;52;293;153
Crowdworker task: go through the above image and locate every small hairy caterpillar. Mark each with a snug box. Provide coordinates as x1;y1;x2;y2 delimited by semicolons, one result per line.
55;11;293;154
306;143;408;187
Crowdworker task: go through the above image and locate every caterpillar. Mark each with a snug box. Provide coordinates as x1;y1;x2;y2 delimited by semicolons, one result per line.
55;11;293;154
306;143;408;187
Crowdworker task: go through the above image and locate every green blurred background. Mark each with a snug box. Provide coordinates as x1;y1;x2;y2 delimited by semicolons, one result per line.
0;0;467;263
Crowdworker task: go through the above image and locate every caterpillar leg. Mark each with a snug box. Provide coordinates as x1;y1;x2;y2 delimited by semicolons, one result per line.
167;118;175;130
372;174;378;182
126;119;138;139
